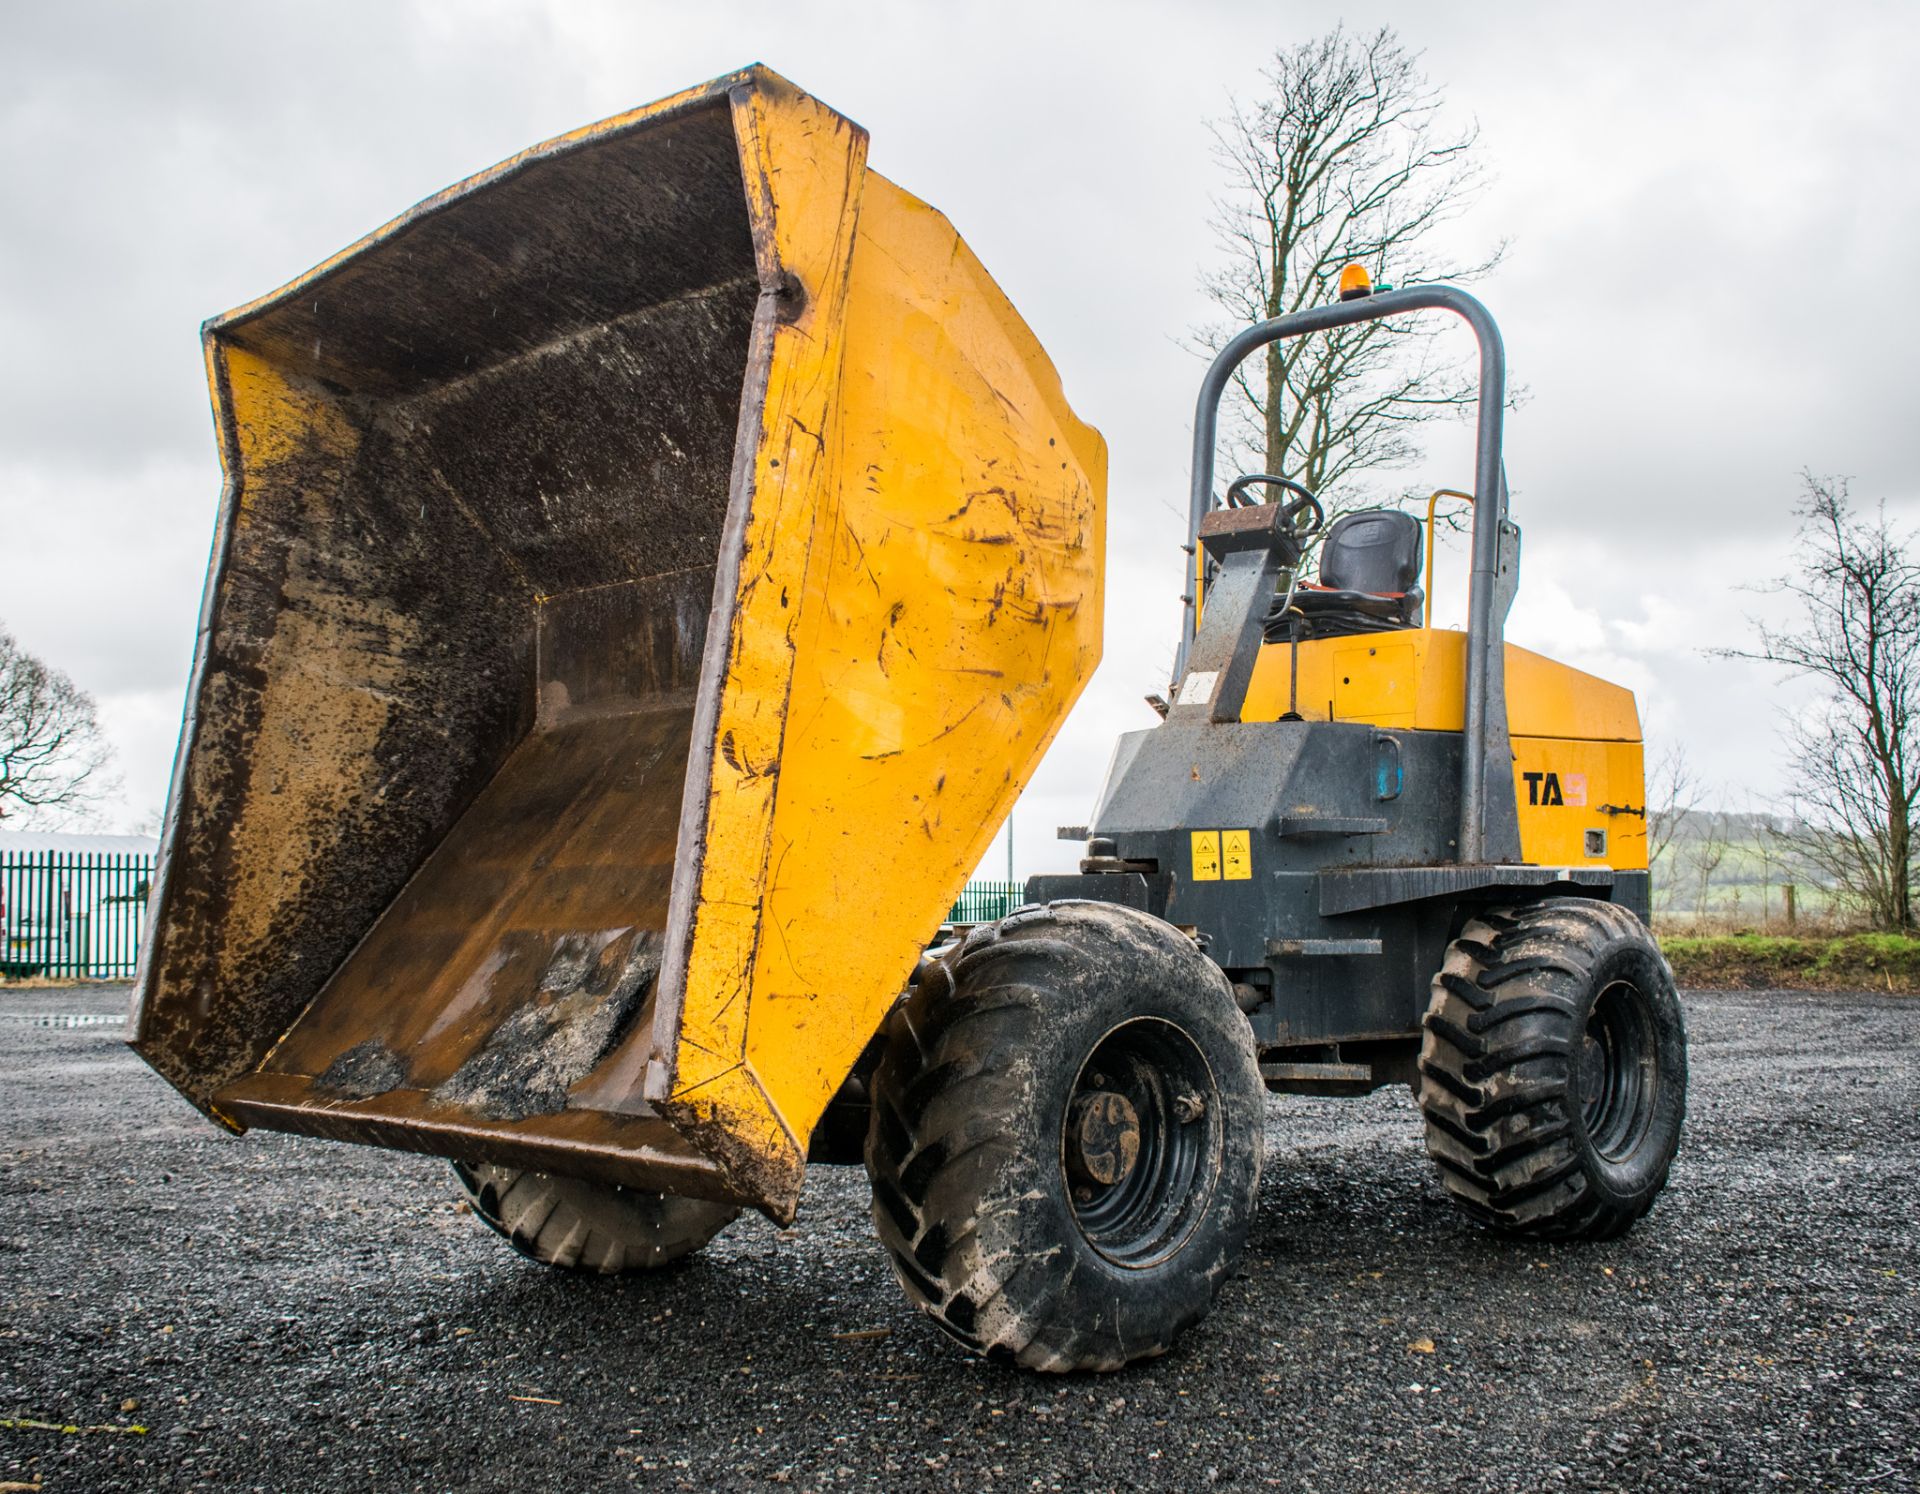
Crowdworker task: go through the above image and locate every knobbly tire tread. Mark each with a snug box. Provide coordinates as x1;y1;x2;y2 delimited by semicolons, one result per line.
452;1162;738;1273
1418;897;1687;1240
864;901;1264;1372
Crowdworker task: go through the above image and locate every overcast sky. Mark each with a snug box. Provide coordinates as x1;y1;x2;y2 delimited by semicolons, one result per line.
4;0;1917;875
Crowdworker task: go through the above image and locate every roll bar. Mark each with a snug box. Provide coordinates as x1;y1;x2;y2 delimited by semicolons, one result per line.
1177;284;1516;864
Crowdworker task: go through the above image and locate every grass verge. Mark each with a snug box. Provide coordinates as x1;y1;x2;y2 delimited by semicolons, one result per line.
1659;932;1920;992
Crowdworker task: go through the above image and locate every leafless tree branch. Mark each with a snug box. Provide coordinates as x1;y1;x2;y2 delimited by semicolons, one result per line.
1646;741;1701;870
1714;474;1920;930
0;627;116;827
1194;25;1506;514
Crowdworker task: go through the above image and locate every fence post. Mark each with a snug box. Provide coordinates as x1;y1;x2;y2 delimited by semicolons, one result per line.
1784;884;1797;928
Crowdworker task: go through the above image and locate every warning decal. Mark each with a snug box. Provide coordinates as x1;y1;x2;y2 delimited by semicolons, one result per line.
1191;830;1252;882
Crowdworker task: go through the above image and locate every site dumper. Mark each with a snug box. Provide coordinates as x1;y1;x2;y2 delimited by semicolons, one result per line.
137;66;1688;1376
133;65;1105;1267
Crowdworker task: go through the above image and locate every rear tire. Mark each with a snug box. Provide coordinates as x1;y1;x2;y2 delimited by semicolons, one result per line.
1419;898;1687;1240
864;901;1263;1372
452;1162;738;1272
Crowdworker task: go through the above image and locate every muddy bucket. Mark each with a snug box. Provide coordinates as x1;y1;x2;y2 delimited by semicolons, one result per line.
132;66;1106;1220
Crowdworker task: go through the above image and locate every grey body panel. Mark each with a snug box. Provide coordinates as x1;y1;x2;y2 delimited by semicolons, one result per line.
1031;714;1638;1048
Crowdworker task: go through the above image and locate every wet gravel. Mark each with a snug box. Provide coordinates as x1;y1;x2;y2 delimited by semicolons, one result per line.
2;983;1915;1492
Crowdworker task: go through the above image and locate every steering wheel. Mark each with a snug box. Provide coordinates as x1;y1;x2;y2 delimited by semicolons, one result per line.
1225;474;1324;627
1224;473;1325;540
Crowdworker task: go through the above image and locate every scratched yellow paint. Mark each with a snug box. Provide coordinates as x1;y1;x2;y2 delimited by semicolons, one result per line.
657;73;1106;1204
1240;627;1648;871
653;73;871;1196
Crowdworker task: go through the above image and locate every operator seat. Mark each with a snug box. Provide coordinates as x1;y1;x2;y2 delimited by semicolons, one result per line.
1267;508;1424;641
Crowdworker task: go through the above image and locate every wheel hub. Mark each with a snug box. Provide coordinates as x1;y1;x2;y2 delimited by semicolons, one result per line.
1060;1019;1223;1268
1579;979;1658;1162
1066;1090;1142;1187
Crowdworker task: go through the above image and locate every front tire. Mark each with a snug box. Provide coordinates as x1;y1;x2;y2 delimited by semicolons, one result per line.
453;1162;738;1272
1419;898;1687;1240
864;901;1263;1372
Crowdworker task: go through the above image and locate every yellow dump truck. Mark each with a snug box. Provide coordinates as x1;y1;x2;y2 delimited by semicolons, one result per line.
136;65;1685;1373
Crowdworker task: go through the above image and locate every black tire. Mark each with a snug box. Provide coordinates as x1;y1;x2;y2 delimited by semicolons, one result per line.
864;900;1263;1372
452;1162;738;1272
1419;897;1687;1240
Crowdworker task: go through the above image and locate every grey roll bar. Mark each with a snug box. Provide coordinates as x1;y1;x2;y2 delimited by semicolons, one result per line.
1178;284;1515;864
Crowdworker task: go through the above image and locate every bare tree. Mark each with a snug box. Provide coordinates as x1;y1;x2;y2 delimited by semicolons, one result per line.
1198;25;1505;500
1645;741;1701;869
1687;811;1732;925
1642;741;1701;922
0;627;113;825
1743;796;1787;929
1720;475;1920;930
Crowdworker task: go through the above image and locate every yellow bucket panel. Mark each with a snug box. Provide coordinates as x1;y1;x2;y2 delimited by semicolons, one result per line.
654;105;1106;1192
644;75;876;1201
734;175;1104;1134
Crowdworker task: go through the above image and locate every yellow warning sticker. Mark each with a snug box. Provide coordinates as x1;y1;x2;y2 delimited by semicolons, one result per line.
1222;829;1252;880
1190;830;1221;881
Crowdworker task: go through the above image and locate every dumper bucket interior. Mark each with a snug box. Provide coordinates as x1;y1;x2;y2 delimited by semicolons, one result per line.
132;66;1106;1221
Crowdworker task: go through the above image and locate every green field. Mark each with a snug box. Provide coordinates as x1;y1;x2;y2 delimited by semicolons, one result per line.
1648;811;1848;930
1660;932;1920;992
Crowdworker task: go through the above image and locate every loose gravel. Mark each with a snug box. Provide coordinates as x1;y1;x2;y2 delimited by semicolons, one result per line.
2;983;1914;1492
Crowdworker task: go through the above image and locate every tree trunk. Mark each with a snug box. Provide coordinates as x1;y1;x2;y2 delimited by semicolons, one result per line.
1264;340;1287;477
1890;790;1912;930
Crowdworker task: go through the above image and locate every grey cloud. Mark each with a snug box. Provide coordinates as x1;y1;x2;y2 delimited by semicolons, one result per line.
3;0;1916;839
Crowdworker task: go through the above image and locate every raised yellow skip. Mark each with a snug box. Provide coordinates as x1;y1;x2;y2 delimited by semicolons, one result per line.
137;66;1105;1224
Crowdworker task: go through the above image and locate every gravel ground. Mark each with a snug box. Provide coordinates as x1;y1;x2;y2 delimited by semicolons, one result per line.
2;983;1915;1492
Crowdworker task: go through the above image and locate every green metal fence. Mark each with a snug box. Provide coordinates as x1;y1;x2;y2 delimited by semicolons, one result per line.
946;880;1025;925
1;851;153;980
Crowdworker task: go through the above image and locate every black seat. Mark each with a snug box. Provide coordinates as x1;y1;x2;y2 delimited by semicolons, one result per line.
1266;508;1423;640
